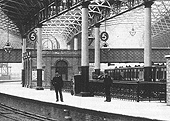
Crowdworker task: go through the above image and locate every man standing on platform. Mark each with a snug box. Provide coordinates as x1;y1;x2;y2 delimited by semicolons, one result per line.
99;71;112;102
52;71;64;102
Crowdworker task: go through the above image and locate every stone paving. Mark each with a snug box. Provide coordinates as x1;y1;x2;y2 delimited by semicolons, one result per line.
0;81;170;121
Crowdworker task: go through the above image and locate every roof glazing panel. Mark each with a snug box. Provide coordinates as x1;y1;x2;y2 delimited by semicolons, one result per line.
0;0;170;48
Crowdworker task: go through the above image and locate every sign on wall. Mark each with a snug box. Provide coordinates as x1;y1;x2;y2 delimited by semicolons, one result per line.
32;70;44;81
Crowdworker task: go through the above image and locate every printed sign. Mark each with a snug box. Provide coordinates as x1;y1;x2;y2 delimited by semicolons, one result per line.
32;70;44;81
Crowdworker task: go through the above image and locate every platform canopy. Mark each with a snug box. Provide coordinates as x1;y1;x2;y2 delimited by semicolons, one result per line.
0;0;170;49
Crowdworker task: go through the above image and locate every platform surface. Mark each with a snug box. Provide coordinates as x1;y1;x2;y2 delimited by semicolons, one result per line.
0;81;169;121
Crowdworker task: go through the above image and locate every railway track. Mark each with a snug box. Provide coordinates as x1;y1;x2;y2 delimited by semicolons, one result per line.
0;103;57;121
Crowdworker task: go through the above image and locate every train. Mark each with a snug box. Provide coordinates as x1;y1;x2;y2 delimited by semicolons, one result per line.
104;65;166;82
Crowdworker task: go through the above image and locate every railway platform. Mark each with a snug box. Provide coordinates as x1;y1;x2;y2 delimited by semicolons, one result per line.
0;80;169;121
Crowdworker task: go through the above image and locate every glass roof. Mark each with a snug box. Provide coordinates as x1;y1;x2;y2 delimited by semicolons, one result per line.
0;0;170;49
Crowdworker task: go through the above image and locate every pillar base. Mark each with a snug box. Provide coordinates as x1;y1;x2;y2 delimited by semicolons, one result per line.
36;86;44;90
37;69;43;88
22;69;25;87
144;67;151;81
81;66;89;92
144;66;156;82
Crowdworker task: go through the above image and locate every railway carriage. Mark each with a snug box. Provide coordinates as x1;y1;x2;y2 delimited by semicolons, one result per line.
105;65;166;82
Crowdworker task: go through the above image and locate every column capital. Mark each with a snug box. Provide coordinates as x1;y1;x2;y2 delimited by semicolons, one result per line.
144;1;154;8
82;1;90;8
22;35;27;39
94;23;100;28
74;35;78;38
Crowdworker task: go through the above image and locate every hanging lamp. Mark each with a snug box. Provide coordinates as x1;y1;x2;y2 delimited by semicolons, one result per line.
129;24;136;36
3;18;13;53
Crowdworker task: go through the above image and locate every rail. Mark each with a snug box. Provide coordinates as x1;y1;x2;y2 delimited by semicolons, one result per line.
0;103;57;121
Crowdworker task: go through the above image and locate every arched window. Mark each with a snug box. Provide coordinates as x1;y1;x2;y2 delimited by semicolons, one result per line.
42;35;60;50
55;60;68;81
42;39;54;50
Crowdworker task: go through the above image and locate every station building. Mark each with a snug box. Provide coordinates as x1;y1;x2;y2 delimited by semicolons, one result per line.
0;0;170;120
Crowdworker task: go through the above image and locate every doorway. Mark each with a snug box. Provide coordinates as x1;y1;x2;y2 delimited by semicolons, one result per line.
55;60;68;81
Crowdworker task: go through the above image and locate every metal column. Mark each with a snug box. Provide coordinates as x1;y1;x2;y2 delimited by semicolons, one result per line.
94;23;100;76
80;1;92;96
22;36;26;87
36;24;44;90
144;1;154;82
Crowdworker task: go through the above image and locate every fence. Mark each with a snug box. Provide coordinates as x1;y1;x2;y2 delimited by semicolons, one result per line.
63;80;166;102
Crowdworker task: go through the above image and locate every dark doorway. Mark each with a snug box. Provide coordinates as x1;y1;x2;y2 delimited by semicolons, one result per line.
55;60;68;81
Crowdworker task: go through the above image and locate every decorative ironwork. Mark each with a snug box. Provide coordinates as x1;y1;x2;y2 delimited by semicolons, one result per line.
0;0;170;47
62;80;166;102
0;48;168;63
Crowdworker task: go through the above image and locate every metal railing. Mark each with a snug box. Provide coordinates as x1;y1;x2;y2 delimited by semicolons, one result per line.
63;80;166;102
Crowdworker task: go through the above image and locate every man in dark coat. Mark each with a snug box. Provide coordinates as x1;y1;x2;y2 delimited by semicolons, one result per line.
99;71;112;102
52;71;64;102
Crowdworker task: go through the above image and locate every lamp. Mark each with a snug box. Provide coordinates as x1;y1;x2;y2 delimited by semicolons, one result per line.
129;26;136;36
3;42;13;53
102;42;108;47
3;19;13;53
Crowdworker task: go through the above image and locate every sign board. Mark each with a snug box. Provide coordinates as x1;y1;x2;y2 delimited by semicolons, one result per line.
32;70;44;81
100;31;109;41
28;31;37;41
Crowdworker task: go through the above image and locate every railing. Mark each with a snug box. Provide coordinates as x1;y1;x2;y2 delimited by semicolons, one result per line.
63;80;166;102
90;81;166;102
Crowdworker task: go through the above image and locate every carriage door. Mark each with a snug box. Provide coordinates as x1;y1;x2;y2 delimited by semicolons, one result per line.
55;60;68;81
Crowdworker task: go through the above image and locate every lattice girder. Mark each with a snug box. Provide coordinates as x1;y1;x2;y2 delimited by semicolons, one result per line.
44;0;170;44
1;0;170;48
42;0;145;42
